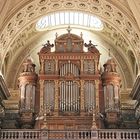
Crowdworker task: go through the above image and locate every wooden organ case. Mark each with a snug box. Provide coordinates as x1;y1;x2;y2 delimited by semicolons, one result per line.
37;29;104;130
18;28;121;129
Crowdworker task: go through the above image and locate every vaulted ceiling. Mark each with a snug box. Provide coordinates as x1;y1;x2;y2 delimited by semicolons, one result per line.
0;0;140;101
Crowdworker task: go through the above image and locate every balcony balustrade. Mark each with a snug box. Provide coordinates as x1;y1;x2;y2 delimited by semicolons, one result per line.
0;129;139;140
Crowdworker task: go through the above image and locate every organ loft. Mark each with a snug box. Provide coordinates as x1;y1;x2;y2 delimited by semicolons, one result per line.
18;28;121;130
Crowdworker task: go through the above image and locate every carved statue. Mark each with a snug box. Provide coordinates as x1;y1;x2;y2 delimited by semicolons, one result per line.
104;59;117;72
40;40;54;53
84;40;98;53
23;63;35;72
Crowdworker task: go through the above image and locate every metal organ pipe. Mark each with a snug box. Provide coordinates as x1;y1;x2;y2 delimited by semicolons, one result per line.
70;81;74;111
44;81;55;112
64;82;65;111
68;83;71;112
60;83;62;111
65;82;67;111
73;83;76;111
76;84;78;111
59;62;80;113
60;83;61;111
25;85;31;110
74;84;78;111
32;86;35;110
77;83;79;112
63;82;65;112
20;85;25;109
68;82;69;111
63;82;65;111
89;83;91;111
84;82;96;112
74;83;77;111
62;82;63;111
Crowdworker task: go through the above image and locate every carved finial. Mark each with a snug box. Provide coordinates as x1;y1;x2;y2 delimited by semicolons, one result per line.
108;48;111;57
80;32;83;38
67;26;71;34
91;108;97;130
55;32;58;38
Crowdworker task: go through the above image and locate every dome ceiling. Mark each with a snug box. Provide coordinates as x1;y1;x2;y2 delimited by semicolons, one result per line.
0;0;140;92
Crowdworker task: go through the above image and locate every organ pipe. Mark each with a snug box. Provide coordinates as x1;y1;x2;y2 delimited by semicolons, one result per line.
44;81;55;113
59;81;80;113
84;81;96;113
60;62;79;77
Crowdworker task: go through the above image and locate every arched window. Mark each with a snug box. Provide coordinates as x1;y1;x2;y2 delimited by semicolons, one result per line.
36;11;103;31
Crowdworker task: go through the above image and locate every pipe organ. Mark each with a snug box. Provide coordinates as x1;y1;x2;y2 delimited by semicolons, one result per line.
18;27;121;129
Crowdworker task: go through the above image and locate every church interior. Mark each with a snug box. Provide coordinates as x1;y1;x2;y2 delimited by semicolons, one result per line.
0;0;140;139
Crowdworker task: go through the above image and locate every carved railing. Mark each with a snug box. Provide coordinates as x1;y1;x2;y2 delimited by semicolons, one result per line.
98;129;140;140
0;129;139;140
